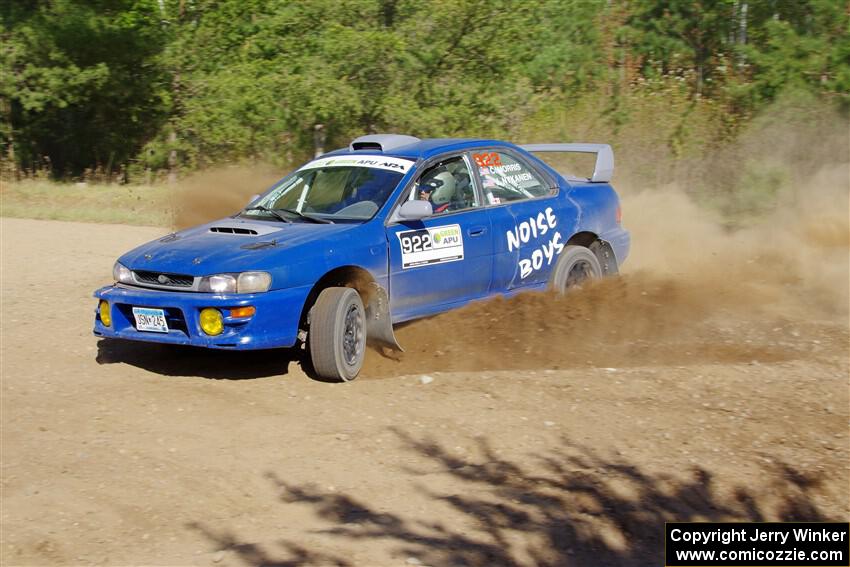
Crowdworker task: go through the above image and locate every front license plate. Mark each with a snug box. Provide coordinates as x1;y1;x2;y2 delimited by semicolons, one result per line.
132;307;168;333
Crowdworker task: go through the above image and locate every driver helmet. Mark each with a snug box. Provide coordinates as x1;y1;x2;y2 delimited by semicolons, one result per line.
423;171;456;205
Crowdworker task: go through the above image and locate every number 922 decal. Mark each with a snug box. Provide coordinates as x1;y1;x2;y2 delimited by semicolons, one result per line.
397;224;464;269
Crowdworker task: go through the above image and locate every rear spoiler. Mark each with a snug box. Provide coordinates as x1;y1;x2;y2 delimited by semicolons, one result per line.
520;143;614;183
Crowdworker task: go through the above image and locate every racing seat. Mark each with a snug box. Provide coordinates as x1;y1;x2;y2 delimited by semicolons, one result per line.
453;172;474;207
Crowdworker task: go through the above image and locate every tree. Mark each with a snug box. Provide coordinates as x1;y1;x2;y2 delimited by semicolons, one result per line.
0;0;170;179
622;0;737;96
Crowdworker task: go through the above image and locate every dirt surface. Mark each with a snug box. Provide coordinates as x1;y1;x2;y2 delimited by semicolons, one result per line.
1;215;848;567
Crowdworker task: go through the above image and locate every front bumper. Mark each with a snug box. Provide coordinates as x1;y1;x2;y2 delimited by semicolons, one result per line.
93;283;312;349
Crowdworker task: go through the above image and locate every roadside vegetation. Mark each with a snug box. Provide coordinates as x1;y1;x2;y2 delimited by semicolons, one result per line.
1;0;848;225
0;180;172;226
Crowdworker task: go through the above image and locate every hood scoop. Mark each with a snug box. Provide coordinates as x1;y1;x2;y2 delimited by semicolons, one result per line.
207;221;280;236
210;226;258;235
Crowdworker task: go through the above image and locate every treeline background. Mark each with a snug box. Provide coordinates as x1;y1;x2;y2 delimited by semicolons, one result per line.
1;0;848;186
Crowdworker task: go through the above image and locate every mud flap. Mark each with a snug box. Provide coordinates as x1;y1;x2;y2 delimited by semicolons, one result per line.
590;239;619;276
365;282;403;352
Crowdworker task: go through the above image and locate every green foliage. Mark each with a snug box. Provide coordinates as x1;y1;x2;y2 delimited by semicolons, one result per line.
621;0;737;95
1;0;171;178
737;0;850;107
1;0;847;180
155;0;574;166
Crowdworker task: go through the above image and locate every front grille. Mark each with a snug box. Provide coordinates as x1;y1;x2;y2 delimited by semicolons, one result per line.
133;270;194;288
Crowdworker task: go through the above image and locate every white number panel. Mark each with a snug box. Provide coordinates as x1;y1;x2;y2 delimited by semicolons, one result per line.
397;224;464;269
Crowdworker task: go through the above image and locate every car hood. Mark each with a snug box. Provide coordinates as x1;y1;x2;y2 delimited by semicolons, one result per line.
119;217;361;276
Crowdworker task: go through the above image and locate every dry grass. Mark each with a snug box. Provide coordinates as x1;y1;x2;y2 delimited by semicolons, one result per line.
0;180;174;227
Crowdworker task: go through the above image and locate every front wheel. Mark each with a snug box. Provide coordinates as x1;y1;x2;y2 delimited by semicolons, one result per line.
308;287;366;381
550;245;603;292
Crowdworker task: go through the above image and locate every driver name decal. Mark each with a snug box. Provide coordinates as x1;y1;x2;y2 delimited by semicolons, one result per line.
398;224;464;269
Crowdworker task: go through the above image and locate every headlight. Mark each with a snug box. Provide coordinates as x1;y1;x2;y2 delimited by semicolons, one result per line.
202;274;237;293
237;272;272;293
113;262;133;284
199;271;271;294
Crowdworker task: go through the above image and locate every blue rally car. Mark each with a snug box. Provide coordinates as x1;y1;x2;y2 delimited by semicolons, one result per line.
93;135;629;381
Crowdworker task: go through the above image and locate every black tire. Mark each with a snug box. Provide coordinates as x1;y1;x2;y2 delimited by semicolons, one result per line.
308;287;366;381
550;245;603;292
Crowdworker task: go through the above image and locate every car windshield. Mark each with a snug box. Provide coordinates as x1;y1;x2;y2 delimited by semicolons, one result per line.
244;155;414;222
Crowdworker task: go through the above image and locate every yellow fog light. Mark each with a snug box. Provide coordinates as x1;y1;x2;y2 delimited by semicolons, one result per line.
199;308;224;336
99;301;112;327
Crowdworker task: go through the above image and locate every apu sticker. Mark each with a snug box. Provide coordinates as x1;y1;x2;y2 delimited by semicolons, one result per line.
300;155;414;173
397;224;464;269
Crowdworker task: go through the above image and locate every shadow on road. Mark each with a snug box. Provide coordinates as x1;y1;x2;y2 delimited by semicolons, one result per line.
95;339;301;380
188;431;835;566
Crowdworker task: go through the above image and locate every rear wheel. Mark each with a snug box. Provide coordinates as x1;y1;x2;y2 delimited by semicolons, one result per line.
551;245;603;292
308;287;366;381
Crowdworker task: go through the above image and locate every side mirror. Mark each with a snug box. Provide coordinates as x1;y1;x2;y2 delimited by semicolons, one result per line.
397;199;433;221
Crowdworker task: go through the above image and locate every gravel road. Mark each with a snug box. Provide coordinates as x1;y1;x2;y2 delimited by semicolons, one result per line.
1;217;847;567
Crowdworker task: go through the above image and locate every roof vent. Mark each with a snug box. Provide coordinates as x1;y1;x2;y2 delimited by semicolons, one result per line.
350;134;420;153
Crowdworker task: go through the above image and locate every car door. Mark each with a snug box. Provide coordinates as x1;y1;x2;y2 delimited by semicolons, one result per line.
386;153;493;322
472;149;579;290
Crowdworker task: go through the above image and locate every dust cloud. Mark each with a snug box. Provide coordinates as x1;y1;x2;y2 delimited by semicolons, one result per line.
172;165;284;229
364;107;850;377
621;164;849;320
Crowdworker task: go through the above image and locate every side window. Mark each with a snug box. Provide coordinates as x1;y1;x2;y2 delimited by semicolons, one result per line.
471;151;552;204
406;155;480;215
